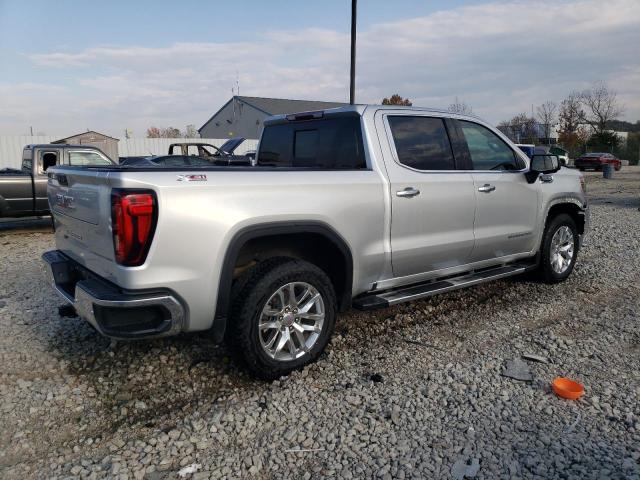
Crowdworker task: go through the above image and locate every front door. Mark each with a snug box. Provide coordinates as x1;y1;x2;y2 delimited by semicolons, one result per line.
377;112;476;278
455;120;540;261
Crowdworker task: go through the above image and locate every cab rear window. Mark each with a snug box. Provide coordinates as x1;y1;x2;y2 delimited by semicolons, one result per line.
257;116;366;169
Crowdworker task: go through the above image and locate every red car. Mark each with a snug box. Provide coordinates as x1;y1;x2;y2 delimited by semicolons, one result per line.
574;152;622;171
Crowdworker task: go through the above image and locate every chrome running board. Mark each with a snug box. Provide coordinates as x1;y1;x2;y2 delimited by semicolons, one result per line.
353;264;531;310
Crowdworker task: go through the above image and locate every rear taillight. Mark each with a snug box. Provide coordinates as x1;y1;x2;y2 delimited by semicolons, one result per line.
111;189;157;266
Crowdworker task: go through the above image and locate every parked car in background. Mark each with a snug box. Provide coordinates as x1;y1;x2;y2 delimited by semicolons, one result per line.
119;139;255;166
517;144;569;166
168;141;252;166
43;105;588;379
515;144;535;159
574;152;621;171
548;146;570;166
0;144;114;218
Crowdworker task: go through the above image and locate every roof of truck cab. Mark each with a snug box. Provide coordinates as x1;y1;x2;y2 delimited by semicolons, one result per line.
24;144;102;149
264;104;485;125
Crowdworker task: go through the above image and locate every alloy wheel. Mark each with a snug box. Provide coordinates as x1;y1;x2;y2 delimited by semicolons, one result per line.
258;282;325;361
550;225;575;274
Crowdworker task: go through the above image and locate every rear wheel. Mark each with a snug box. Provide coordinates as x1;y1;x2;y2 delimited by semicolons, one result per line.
537;214;579;283
227;258;337;380
615;163;621;171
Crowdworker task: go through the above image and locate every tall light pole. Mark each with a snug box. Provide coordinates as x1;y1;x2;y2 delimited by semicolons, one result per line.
349;0;357;104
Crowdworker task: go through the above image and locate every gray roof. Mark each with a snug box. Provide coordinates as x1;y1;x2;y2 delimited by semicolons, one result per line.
52;130;119;143
199;96;348;133
237;96;347;115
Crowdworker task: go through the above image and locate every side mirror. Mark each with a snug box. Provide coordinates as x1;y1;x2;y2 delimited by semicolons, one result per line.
525;154;560;183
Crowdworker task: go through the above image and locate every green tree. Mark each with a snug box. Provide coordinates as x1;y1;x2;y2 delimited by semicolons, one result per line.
624;132;640;165
587;131;621;152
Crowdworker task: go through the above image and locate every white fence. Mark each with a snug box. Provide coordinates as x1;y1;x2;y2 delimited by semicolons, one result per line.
0;136;259;169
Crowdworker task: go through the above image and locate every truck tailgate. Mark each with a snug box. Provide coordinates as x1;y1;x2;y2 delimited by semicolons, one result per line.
47;168;116;270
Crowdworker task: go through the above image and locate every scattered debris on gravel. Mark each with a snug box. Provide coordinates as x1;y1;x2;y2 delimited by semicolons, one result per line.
1;168;639;479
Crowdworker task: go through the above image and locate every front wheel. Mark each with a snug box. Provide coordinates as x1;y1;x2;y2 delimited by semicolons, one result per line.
227;258;337;380
537;214;579;283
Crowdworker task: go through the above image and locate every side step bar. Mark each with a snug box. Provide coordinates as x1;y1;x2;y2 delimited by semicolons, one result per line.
352;264;532;311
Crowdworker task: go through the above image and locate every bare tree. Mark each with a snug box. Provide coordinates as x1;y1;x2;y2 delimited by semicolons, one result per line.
146;126;162;138
536;101;557;145
581;82;624;135
557;92;588;156
183;124;199;138
163;127;181;138
558;92;584;135
382;94;412;106
498;113;537;143
448;97;473;115
146;126;182;138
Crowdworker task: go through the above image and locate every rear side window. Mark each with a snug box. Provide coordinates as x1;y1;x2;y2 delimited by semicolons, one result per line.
68;151;112;166
459;121;521;171
257;116;366;169
387;116;455;171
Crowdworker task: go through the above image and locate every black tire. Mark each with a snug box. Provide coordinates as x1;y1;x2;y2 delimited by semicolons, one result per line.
537;214;579;284
226;257;337;380
578;167;585;172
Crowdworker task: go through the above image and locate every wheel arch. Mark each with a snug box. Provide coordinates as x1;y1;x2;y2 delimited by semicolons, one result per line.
545;199;586;235
211;221;354;342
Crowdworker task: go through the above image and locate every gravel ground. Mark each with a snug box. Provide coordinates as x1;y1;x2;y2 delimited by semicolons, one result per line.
1;167;639;479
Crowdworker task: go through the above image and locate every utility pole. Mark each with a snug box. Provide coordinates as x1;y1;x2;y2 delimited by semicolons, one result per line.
349;0;357;105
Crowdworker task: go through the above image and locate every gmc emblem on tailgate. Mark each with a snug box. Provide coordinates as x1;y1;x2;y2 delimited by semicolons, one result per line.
176;174;207;182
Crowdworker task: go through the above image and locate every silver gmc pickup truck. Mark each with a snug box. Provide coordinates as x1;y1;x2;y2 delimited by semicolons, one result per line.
43;105;588;379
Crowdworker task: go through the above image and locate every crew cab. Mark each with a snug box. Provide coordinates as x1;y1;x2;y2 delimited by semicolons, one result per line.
0;144;114;218
43;105;588;379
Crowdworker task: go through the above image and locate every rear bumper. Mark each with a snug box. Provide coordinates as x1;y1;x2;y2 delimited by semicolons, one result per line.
42;250;185;339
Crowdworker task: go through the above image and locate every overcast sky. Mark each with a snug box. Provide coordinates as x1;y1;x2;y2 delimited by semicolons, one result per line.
0;0;638;137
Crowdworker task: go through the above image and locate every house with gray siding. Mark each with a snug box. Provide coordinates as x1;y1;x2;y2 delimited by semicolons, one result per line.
198;96;346;140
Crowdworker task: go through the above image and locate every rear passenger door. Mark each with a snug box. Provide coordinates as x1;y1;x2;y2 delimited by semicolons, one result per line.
454;120;540;262
379;112;476;278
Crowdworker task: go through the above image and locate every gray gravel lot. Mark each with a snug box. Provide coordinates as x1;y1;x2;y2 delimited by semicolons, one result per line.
1;168;639;479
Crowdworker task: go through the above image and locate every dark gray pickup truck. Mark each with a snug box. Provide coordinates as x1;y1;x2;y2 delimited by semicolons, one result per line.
0;144;114;218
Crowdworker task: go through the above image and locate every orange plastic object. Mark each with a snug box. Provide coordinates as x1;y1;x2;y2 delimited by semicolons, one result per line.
552;377;585;400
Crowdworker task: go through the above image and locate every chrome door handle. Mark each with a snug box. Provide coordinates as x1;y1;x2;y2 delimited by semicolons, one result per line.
478;184;496;193
396;187;420;198
540;174;554;183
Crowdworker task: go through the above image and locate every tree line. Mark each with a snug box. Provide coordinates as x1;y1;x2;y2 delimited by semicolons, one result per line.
497;82;639;162
146;124;199;138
